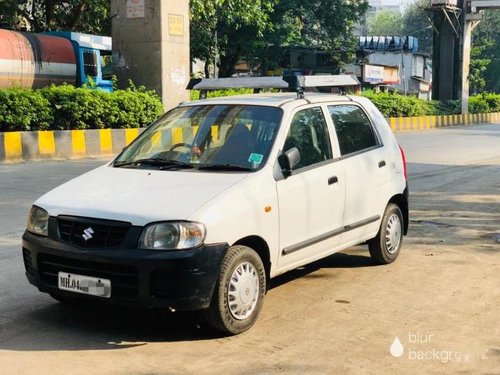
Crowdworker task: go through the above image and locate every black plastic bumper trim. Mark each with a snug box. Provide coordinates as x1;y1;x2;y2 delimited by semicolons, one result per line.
22;231;229;311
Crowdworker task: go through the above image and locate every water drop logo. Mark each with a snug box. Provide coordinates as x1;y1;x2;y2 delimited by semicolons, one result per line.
390;336;404;358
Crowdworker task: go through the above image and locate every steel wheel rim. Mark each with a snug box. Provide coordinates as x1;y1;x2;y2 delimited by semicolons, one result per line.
385;214;402;254
227;261;260;320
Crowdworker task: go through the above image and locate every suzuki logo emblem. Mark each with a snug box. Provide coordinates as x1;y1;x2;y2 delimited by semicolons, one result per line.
82;227;94;241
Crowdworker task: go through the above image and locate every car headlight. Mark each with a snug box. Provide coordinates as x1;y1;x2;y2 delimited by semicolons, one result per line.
139;222;206;250
27;206;49;236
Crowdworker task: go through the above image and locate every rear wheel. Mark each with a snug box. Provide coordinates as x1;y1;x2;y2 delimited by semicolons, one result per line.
205;245;266;335
368;203;404;264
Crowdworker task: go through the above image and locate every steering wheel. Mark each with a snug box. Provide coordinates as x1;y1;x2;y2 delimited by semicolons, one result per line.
168;142;192;152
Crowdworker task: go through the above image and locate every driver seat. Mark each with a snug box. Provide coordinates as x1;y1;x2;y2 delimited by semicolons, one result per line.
211;122;253;165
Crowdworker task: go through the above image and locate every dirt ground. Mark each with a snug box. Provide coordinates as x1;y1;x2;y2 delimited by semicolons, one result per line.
0;126;499;374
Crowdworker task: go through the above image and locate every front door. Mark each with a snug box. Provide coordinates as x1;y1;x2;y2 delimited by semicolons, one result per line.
277;106;345;270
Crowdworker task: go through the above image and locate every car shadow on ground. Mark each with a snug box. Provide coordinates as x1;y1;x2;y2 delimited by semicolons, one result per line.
0;249;376;351
269;249;375;290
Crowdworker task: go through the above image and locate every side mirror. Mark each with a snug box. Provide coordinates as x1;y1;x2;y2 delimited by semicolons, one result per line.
279;147;300;178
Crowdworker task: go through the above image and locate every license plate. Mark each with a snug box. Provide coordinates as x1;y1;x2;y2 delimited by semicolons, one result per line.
58;272;111;298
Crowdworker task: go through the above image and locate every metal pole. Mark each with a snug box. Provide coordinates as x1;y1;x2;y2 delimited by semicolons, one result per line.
401;41;406;96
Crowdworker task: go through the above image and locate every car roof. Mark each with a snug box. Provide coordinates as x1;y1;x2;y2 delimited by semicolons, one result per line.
179;93;359;110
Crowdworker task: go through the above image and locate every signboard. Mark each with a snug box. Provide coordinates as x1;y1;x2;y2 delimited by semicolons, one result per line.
126;0;145;18
384;66;400;84
169;14;184;36
363;64;385;84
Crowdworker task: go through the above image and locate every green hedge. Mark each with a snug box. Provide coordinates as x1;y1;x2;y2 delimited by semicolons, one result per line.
190;88;254;101
0;84;163;132
1;85;499;132
191;89;500;117
362;91;500;118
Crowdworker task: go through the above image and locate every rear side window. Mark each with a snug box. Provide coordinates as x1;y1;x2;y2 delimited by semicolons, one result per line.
283;107;333;170
328;105;379;156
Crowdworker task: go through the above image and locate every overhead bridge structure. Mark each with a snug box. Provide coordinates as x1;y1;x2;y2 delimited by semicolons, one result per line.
428;0;500;113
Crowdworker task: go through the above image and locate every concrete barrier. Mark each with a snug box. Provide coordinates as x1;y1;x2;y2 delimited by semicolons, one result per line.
0;128;143;163
1;112;499;163
386;112;500;131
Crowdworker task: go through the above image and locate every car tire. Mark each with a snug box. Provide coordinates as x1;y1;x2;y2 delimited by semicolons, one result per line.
205;245;266;336
368;203;404;265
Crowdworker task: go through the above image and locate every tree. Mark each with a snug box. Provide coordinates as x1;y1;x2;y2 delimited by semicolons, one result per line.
1;0;369;78
364;1;432;53
401;0;432;54
191;0;369;77
0;0;110;35
190;0;276;77
471;9;500;93
277;0;369;54
367;10;404;36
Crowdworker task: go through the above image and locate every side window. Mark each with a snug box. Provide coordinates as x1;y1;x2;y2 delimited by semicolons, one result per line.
283;107;333;170
82;50;99;78
328;105;378;156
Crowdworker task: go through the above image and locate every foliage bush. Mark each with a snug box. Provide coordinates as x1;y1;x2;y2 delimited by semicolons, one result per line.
0;84;163;132
190;88;254;101
362;91;435;117
0;89;53;131
2;85;500;133
483;93;500;112
190;89;500;117
362;91;500;117
468;95;490;114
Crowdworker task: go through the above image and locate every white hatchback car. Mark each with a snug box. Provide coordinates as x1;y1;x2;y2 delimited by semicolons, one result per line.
23;76;409;335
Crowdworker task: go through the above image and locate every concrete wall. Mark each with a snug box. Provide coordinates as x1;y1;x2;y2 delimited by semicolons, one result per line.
1;113;499;162
111;0;190;110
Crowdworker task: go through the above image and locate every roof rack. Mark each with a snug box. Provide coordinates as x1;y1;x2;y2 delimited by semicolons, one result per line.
187;75;360;99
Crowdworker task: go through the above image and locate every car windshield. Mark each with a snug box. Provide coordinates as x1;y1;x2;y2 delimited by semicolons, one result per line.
114;105;283;171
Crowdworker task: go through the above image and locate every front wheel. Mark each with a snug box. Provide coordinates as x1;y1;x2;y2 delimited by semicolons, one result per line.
205;245;266;335
368;203;404;265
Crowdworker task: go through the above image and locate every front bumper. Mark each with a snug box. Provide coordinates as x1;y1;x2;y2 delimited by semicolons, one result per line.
22;230;228;311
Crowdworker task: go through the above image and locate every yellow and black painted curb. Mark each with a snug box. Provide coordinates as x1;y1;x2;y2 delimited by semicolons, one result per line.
387;112;500;131
0;128;143;163
1;112;499;163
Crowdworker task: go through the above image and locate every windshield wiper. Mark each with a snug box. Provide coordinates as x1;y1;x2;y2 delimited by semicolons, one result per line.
114;159;194;169
196;164;253;172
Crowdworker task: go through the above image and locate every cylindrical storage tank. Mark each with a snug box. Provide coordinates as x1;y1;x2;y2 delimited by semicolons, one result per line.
0;29;77;89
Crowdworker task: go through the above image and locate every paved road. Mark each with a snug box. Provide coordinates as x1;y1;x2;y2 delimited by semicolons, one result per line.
0;124;499;374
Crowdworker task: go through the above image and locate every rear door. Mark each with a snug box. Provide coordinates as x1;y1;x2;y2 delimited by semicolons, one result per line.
277;106;345;270
327;104;392;243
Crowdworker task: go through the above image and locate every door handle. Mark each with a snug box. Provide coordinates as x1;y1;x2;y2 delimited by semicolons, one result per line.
328;176;338;185
378;160;386;168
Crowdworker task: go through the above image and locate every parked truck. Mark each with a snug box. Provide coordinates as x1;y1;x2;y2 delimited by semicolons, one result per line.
0;29;112;91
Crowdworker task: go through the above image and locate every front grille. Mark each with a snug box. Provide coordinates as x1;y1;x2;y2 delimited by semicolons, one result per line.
23;248;34;277
38;253;139;299
57;216;130;249
150;269;182;298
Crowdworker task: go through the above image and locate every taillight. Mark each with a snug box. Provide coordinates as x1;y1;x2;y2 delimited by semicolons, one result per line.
399;146;408;180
